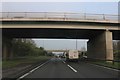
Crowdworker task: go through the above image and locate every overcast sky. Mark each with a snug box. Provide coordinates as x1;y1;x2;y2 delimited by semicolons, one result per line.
2;2;118;50
2;2;118;14
32;39;88;50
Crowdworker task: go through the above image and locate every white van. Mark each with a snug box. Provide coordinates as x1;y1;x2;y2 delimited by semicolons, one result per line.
66;50;79;61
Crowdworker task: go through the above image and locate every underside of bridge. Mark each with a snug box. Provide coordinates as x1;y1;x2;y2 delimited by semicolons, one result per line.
2;28;120;61
1;21;120;60
2;28;104;39
2;28;120;39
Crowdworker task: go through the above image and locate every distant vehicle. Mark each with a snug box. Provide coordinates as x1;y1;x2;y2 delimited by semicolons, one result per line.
83;56;87;58
66;50;79;61
54;54;59;58
60;52;66;58
81;52;87;59
59;55;64;58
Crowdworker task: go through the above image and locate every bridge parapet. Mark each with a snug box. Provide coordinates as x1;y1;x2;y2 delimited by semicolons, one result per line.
0;12;119;23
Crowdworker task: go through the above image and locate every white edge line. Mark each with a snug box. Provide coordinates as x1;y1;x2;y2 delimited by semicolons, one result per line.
89;63;120;72
67;64;77;72
17;60;49;80
18;73;29;79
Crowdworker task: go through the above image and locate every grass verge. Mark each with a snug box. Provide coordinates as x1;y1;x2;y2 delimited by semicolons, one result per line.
90;60;120;70
2;56;51;69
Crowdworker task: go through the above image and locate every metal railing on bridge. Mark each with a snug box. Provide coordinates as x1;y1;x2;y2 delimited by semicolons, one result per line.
0;12;119;23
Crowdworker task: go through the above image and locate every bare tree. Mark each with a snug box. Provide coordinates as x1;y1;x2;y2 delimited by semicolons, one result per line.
81;47;86;52
113;40;118;53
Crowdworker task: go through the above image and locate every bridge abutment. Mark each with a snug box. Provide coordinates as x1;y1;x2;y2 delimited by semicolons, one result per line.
2;37;13;60
2;42;8;60
87;30;113;60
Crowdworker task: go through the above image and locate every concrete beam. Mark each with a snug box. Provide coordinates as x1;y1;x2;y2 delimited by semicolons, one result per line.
2;24;119;30
87;31;113;60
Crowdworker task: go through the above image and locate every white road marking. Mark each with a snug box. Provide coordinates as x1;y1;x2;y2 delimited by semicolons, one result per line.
67;64;77;72
17;60;49;80
63;61;66;63
89;63;120;72
18;73;29;79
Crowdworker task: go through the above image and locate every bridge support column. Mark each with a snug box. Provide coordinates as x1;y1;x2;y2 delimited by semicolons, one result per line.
2;37;13;60
2;42;8;60
87;31;113;60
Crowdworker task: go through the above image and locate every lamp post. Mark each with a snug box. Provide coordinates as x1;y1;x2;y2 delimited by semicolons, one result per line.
76;39;77;50
76;30;78;50
43;40;44;48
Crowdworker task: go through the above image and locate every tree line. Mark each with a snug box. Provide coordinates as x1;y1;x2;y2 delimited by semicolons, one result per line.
113;40;120;60
12;39;47;57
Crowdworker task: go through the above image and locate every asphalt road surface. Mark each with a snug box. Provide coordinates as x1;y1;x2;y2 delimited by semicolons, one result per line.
21;57;119;78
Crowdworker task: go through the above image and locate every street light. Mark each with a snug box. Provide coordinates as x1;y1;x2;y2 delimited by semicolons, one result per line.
76;39;77;50
76;30;78;50
43;39;44;48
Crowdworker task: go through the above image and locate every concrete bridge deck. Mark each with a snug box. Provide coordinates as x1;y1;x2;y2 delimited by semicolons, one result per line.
0;12;119;24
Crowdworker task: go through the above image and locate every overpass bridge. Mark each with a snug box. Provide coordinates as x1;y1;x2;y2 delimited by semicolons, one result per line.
46;50;68;52
0;12;120;60
46;50;81;53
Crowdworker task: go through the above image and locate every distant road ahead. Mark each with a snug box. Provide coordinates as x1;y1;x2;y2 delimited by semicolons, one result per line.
22;58;119;78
